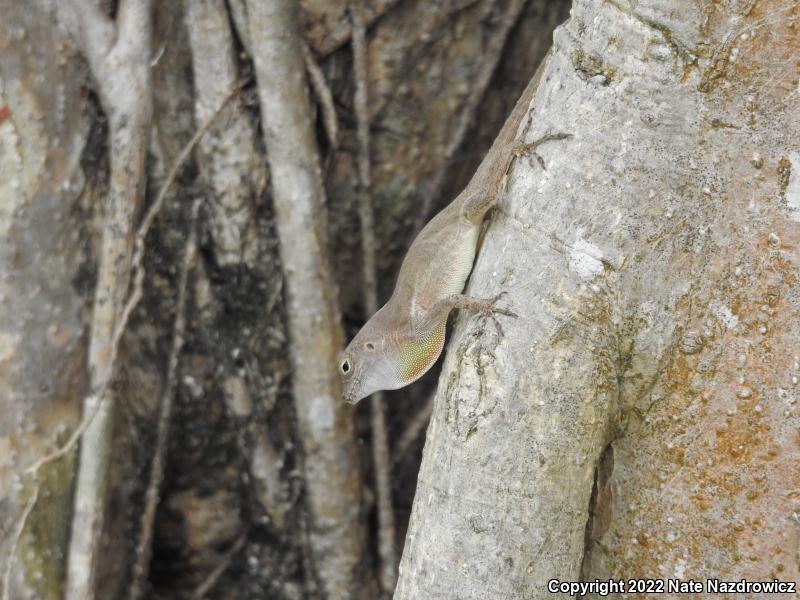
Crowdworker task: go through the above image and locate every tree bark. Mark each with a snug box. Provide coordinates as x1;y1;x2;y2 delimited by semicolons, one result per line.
0;2;89;598
245;1;369;597
396;0;800;597
184;0;262;267
61;1;153;598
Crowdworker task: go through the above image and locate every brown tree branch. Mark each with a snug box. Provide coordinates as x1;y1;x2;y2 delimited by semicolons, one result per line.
302;42;340;151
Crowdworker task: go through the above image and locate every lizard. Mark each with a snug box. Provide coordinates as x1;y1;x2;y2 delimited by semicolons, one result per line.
340;51;569;404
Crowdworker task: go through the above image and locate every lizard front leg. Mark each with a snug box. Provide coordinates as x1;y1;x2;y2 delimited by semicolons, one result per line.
513;132;572;170
461;132;572;223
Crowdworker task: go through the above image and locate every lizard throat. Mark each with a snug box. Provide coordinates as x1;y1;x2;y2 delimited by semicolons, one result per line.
398;321;447;384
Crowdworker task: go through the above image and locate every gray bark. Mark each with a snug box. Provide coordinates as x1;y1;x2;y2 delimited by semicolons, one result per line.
395;0;800;597
0;2;89;598
301;0;404;56
60;1;153;598
184;0;262;267
246;1;368;598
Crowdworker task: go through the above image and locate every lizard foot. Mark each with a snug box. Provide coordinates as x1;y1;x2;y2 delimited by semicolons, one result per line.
474;293;517;340
482;292;518;319
513;132;572;170
471;293;517;343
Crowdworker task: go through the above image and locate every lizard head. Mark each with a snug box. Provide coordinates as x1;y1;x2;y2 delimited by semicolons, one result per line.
339;307;446;404
339;316;402;405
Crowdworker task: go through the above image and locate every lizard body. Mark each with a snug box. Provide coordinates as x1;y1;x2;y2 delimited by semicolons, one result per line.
341;53;559;404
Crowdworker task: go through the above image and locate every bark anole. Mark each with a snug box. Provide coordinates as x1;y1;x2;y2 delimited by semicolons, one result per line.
340;52;567;404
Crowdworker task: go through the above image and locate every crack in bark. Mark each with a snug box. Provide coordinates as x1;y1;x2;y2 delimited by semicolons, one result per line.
604;0;698;67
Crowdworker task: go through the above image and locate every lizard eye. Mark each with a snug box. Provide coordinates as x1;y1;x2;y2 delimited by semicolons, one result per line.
340;358;353;376
364;342;375;351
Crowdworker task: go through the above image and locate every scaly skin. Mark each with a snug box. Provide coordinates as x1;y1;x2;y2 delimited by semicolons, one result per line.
340;51;561;404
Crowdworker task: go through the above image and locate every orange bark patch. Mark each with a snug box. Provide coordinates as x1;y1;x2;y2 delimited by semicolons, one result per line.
0;105;10;124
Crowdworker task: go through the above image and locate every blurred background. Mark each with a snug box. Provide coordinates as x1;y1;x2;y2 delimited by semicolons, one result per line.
0;0;569;598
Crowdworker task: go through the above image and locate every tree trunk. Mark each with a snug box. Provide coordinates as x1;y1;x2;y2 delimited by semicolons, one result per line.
61;2;153;597
246;1;369;597
0;2;89;598
396;0;800;597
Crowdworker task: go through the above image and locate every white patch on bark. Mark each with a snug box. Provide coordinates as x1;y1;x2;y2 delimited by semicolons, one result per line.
674;557;687;579
0;83;44;237
710;300;739;330
786;151;800;220
569;237;604;278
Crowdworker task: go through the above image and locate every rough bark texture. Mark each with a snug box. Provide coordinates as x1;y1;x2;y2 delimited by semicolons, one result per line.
0;2;88;598
245;1;368;598
63;2;153;598
396;0;800;598
184;0;262;267
580;0;800;587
